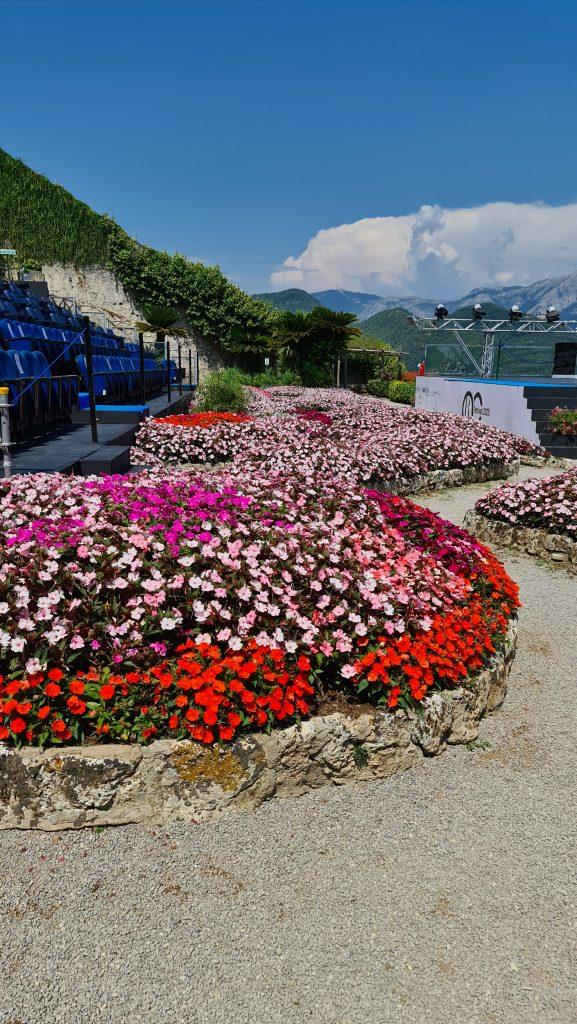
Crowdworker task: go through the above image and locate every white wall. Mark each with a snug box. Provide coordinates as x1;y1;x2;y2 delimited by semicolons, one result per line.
416;376;540;444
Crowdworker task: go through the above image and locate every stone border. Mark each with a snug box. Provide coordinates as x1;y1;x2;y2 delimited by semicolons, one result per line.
0;623;517;831
464;511;577;572
163;458;521;495
375;458;519;496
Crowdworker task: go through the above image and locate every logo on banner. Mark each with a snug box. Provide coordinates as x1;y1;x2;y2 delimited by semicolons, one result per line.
461;391;485;420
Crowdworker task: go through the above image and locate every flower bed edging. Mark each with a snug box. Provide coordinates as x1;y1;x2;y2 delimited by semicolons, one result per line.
463;512;577;572
375;458;519;495
0;622;516;831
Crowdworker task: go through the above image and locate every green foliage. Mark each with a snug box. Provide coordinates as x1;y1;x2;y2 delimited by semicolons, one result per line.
0;147;277;352
0;148;112;266
352;743;369;768
366;378;390;398
388;379;416;404
273;306;360;385
254;288;322;313
107;229;277;352
548;407;577;436
196;368;248;413
248;369;302;387
135;303;188;340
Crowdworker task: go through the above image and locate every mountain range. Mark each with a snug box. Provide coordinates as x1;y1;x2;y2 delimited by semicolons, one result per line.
257;271;577;321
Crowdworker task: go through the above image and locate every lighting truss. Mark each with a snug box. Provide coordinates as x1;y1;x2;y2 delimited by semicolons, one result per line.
409;316;577;377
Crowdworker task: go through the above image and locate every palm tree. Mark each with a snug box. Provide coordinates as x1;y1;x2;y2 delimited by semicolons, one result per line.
308;306;362;354
272;310;314;364
135;303;189;351
226;325;272;355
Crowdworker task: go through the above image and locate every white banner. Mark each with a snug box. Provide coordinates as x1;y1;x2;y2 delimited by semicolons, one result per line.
415;376;540;444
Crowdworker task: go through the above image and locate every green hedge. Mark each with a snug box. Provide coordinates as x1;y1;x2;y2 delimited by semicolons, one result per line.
196;368;248;413
366;378;390;398
388;380;416;404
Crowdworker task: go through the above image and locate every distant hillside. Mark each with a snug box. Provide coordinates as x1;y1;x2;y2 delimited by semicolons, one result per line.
253;288;322;312
362;301;555;375
313;288;434;320
358;308;425;369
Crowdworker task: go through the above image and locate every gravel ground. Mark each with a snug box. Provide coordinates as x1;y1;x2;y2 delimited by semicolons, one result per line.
1;466;576;1024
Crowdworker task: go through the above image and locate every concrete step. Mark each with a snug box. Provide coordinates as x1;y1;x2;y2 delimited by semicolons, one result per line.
79;446;131;476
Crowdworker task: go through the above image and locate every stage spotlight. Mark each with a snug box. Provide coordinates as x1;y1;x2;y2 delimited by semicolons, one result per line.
509;305;523;322
472;303;485;320
435;303;448;319
546;306;560;323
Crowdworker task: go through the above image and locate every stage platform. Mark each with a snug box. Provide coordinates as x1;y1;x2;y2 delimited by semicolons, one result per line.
1;390;191;479
416;376;577;458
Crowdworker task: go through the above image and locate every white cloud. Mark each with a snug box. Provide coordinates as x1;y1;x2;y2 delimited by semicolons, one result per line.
271;201;577;299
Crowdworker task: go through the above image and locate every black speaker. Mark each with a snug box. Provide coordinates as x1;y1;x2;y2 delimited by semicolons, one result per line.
553;342;577;375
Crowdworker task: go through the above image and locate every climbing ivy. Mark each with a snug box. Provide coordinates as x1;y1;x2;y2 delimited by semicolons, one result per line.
0;147;277;350
107;228;277;349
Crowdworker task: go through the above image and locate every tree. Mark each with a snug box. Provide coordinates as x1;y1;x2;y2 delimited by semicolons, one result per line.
308;306;362;354
272;307;361;384
272;310;314;364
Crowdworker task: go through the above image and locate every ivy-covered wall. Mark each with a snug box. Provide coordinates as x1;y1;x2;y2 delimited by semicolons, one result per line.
0;148;277;350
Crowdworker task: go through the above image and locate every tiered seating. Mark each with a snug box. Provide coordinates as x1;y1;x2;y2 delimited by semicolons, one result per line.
0;277;166;439
76;355;164;401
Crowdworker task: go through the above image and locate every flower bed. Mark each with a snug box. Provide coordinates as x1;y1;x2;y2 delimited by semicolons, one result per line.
548;407;577;437
473;468;577;539
0;470;518;748
466;469;577;571
132;386;542;482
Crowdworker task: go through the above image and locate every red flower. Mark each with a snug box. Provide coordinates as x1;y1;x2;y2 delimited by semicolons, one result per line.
99;684;115;701
66;696;87;715
45;682;61;698
48;669;64;681
10;717;26;734
69;680;85;695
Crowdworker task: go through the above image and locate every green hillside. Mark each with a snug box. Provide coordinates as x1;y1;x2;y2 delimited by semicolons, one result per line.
359;308;425;369
361;301;554;375
0;148;275;349
254;288;322;313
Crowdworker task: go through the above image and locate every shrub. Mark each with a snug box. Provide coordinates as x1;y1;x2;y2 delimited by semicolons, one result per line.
366;378;390;398
388;380;416;405
196;368;247;413
249;369;302;387
548;407;577;436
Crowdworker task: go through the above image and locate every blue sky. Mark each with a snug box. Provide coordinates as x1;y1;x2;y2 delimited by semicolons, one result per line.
3;0;577;296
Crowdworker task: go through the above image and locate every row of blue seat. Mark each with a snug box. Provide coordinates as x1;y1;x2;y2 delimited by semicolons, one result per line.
76;355;166;401
0;319;137;363
0;349;79;435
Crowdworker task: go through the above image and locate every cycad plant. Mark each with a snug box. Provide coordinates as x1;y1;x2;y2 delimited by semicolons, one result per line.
135;303;189;352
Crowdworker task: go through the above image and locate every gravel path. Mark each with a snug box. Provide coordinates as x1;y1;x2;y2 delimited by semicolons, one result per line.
2;466;576;1024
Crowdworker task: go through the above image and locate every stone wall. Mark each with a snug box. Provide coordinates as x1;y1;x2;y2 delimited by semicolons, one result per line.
375;459;520;496
464;512;577;573
41;263;225;381
0;623;516;831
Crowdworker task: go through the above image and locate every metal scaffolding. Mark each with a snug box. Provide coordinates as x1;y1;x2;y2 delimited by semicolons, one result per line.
409;315;577;377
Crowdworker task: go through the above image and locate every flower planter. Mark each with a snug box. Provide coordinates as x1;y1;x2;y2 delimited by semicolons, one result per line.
464;512;577;573
0;623;516;831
